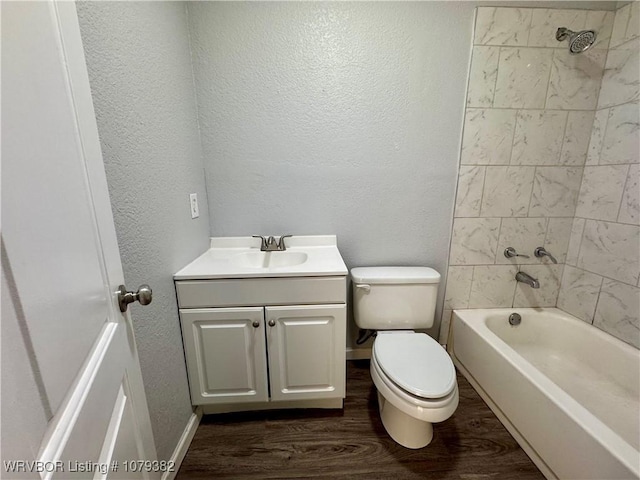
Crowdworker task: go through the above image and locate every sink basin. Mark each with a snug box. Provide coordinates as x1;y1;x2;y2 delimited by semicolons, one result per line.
231;251;308;269
174;235;348;279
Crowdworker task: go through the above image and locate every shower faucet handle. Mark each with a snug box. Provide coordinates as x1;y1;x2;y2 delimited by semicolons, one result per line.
504;247;530;259
534;247;558;264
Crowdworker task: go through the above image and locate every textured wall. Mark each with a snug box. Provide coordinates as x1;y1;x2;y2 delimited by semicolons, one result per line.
188;2;474;342
558;2;640;348
76;2;210;461
440;6;615;343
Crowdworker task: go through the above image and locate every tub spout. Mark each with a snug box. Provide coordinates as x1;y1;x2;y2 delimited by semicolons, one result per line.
516;271;540;289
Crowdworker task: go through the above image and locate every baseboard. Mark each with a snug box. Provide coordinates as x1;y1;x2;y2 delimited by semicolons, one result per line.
161;406;202;480
346;347;371;360
202;397;343;414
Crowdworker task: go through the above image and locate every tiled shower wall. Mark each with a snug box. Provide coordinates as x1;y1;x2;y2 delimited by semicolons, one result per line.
440;6;616;343
558;2;640;348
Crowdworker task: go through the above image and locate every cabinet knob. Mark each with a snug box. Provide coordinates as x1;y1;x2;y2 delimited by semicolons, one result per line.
252;320;260;328
268;319;276;327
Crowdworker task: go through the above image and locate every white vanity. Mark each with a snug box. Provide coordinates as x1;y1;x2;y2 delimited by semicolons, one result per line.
174;235;348;413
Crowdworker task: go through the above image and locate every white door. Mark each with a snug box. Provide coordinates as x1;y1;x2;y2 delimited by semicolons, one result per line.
2;2;158;479
266;305;346;401
179;308;268;405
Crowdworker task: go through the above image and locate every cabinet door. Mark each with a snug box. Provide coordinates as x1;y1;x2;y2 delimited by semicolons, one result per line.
180;307;268;405
266;305;346;401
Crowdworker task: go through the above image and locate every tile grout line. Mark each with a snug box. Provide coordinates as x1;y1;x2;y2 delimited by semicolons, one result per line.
490;47;502;107
614;164;632;223
508;108;520;165
492;217;505;264
557;109;571;165
542;48;555;110
589;276;606;325
462;104;635;113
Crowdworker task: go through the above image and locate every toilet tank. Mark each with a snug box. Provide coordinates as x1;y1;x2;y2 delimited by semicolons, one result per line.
351;266;441;330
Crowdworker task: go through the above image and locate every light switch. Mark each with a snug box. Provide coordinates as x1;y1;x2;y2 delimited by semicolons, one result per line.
189;193;199;219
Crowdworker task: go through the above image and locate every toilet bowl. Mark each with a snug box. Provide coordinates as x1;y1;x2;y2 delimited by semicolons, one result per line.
370;332;458;448
350;266;459;448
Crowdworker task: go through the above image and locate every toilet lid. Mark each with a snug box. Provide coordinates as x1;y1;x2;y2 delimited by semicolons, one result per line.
374;333;456;399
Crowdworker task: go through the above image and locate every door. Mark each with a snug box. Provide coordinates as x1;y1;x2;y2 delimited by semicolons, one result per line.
179;308;269;405
266;305;346;401
2;2;157;479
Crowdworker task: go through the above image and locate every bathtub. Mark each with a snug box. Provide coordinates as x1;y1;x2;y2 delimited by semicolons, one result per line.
449;308;640;480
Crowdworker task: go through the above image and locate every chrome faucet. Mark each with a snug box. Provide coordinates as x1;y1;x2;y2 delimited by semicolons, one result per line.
252;235;292;252
534;247;558;264
515;271;540;289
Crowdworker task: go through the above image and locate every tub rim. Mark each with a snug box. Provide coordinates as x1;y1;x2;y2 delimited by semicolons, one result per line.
450;307;639;477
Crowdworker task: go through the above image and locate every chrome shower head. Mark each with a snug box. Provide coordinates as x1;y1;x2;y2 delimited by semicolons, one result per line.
556;27;597;54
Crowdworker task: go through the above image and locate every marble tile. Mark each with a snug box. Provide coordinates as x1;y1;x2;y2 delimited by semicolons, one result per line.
586;10;615;50
594;279;640;348
610;3;631;49
575;165;629;221
444;266;474;310
493;48;553;109
449;218;501;266
468;265;518;308
495;218;547;265
557;265;603;322
619;164;640;225
461;109;517;165
529;167;583;217
467;47;500;107
625;1;640;44
577;220;640;285
546;49;606;110
514;264;563;308
439;310;453;345
544;217;573;264
528;9;587;48
586;108;609;166
560;111;594;166
511;110;568;166
565;217;585;266
475;8;533;46
455;166;485;217
598;38;640;109
600;102;640;165
480;166;535;217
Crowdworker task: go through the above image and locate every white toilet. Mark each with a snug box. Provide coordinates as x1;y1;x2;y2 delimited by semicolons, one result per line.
351;266;459;449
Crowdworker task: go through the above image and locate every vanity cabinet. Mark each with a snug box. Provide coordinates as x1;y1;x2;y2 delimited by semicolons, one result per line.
176;277;347;409
179;307;269;404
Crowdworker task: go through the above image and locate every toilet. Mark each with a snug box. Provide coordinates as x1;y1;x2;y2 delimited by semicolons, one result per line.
351;266;459;449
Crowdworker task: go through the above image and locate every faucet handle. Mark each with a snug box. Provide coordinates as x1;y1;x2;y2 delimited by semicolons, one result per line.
504;247;530;259
534;247;558;264
277;235;292;250
252;235;268;250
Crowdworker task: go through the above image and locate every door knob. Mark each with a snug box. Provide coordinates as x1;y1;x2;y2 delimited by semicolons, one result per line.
117;284;152;312
268;319;276;327
252;320;260;328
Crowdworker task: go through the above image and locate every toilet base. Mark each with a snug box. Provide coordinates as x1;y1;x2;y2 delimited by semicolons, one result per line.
377;391;434;449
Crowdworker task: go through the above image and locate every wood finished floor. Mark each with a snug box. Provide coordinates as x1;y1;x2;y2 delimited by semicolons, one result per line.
177;360;544;479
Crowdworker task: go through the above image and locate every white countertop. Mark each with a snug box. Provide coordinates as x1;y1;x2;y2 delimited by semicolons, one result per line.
174;235;348;280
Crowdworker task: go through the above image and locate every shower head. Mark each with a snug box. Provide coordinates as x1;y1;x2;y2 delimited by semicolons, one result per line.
556;27;597;54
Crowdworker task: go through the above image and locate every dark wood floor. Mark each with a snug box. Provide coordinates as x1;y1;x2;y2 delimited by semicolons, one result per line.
177;361;544;479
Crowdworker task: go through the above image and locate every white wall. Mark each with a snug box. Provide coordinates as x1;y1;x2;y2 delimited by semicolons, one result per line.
76;2;210;461
188;2;475;342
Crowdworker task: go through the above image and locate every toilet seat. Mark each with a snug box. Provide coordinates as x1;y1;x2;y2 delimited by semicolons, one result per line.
373;332;456;399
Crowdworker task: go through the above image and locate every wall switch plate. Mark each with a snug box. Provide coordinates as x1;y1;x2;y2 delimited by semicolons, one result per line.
189;193;199;219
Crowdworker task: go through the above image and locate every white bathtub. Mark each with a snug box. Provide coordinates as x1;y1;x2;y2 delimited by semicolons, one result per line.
449;308;640;480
